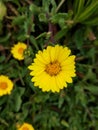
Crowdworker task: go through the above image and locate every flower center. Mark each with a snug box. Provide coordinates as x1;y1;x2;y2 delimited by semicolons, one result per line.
18;47;24;55
22;127;29;130
0;82;8;89
45;61;61;76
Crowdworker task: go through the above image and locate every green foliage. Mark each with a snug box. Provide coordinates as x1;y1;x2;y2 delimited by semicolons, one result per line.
0;0;98;130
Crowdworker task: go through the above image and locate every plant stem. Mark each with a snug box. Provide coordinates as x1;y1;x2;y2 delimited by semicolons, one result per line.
56;0;66;13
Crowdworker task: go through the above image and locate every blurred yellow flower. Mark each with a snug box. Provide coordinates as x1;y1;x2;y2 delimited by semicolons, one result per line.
18;123;34;130
11;42;27;60
28;45;76;92
0;75;13;96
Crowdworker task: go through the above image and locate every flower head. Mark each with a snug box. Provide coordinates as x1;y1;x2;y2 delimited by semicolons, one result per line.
11;42;27;60
0;75;13;96
28;45;76;92
18;123;34;130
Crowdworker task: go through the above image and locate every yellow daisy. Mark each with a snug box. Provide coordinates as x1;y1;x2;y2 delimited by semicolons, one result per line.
18;123;34;130
0;75;13;96
11;42;27;60
28;45;76;92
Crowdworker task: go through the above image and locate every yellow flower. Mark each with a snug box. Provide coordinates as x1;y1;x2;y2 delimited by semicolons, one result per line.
28;45;76;92
0;75;13;96
18;123;34;130
11;42;27;60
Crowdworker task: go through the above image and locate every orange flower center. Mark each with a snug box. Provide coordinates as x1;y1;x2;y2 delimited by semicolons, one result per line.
22;126;29;130
0;82;8;89
45;61;61;76
18;47;24;55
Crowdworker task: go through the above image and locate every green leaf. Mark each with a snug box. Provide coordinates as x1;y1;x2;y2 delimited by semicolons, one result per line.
51;0;57;14
29;4;41;14
38;13;47;22
51;13;71;29
17;34;29;41
36;32;47;39
0;33;11;43
12;15;26;25
51;13;68;24
58;96;64;108
83;17;98;26
0;65;3;71
14;94;22;112
74;1;98;22
10;87;25;112
0;2;7;21
54;27;68;41
42;0;50;12
74;0;85;19
61;120;69;128
85;85;98;95
0;96;8;106
30;36;39;50
73;0;79;14
0;55;5;63
73;29;84;49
